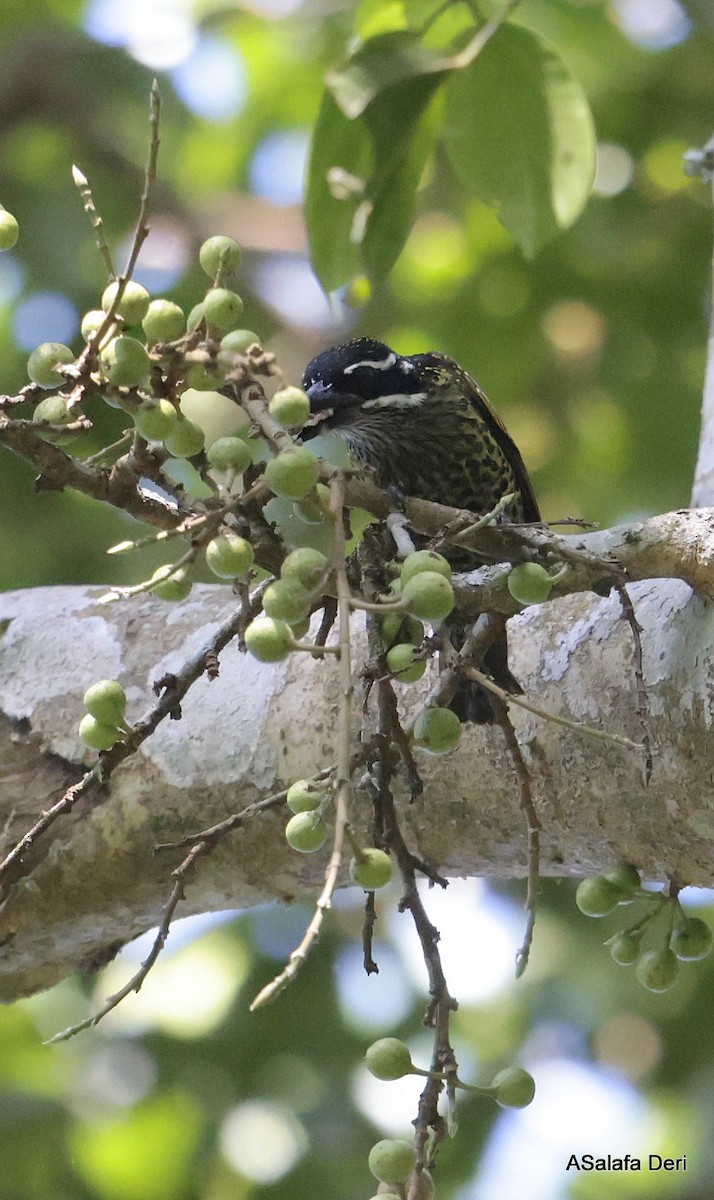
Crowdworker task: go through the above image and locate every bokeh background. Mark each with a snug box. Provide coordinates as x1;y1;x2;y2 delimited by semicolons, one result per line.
1;1;714;1198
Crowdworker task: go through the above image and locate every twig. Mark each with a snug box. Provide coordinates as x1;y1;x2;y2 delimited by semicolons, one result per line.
123;79;161;282
463;665;643;754
71;164;115;279
493;702;541;977
615;584;653;784
250;471;355;1009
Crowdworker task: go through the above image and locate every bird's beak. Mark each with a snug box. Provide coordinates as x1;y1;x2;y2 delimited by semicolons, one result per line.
304;380;333;413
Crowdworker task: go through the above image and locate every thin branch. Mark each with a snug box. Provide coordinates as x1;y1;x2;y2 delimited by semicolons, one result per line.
250;470;355;1009
71;164;115;279
494;703;541;977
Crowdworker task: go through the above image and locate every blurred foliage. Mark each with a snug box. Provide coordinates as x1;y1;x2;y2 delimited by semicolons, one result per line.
1;1;714;1198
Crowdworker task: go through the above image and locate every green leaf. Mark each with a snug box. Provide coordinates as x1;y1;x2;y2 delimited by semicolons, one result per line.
326;29;450;118
444;24;596;256
304;93;372;293
361;76;442;280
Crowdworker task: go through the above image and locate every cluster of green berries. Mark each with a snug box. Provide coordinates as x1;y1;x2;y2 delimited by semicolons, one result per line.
27;235;261;463
362;1038;534;1194
78;680;130;750
576;864;713;992
283;777;394;886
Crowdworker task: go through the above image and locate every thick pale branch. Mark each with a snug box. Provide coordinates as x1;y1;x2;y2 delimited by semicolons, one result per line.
1;539;714;1001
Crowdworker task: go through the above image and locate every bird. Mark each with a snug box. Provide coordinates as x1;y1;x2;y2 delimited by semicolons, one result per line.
301;337;540;722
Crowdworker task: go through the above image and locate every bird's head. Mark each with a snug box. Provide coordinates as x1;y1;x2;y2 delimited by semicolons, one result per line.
301;338;428;432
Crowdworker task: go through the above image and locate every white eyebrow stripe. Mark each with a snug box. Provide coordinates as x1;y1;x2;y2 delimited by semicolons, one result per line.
361;392;426;409
344;352;397;374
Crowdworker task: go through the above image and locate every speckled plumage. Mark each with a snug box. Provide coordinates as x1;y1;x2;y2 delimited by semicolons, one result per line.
302;338;540;722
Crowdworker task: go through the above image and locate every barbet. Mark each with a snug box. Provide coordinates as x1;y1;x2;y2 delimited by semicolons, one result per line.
301;338;540;722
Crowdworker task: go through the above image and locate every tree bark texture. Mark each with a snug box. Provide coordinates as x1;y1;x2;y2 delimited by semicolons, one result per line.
1;530;713;1001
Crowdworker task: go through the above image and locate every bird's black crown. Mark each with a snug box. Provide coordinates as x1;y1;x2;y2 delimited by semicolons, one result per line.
302;338;421;413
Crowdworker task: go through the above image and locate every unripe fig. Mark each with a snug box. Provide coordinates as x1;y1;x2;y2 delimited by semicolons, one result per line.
83;679;127;727
365;1038;412;1080
263;578;312;624
269;386;311;428
134;398;177;441
386;643;426;683
286;779;328;814
150;565;192;602
78;714;122;751
27;342;74;389
575;876;623;918
264;447;320;500
199;234;242;278
101;280;151;325
413;707;461;755
142;299;186;342
0;209;19;250
368;1140;416;1185
206;532;254;579
671;916;713;961
491;1067;536;1108
636;947;679;992
100;336;151;388
203;287;244;333
400;550;452;584
350;848;393;890
507;563;553;606
280;547;328;589
402;572;455;621
207;436;253;473
285;811;327;853
244;616;293;662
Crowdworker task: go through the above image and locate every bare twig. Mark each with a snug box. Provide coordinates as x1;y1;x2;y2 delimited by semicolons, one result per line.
493;703;541;977
71;164;115;279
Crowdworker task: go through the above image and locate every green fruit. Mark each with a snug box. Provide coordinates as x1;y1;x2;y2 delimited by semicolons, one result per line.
81;309;112;343
609;932;641;965
400;550;452;585
280;547;328;590
101;280;151;325
264;447;320;500
163;416;205;458
491;1067;536;1109
203;287;245;333
187;302;206;333
402;572;455;621
78;714;122;751
32;395;81;442
671;916;713;961
286;779;329;814
150;565;192;602
83;679;127;726
263;578;312;624
220;328;260;354
185;361;226;391
380;613;423;648
386;643;426;684
285;811;327;853
134;398;178;441
636;947;680;992
269;386;311;428
142;299;186;343
413;707;462;755
368;1139;416;1185
100;336;151;388
207;436;253;473
604;863;642;898
0;209;19;250
350;849;394;891
575;876;623;917
27;342;74;389
507;562;553;606
244;616;294;662
365;1038;412;1080
199;234;242;278
205;532;254;579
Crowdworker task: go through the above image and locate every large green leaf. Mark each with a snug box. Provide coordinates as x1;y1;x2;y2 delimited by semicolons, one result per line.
444;24;596;256
304;92;372;294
